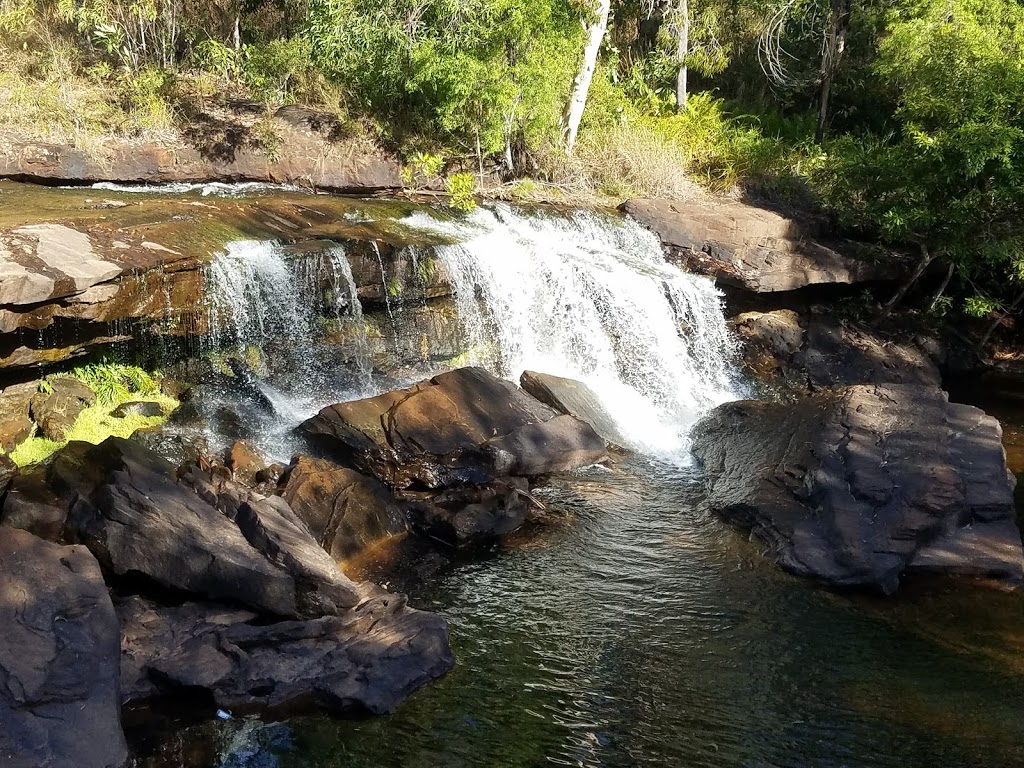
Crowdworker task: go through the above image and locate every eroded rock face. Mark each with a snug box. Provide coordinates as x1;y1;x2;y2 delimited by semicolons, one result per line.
299;367;608;489
621;198;898;292
118;591;454;716
691;384;1023;592
732;311;942;393
30;375;96;440
0;527;127;768
280;456;408;562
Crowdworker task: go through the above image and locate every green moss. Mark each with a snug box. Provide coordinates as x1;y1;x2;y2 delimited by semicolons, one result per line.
8;362;179;467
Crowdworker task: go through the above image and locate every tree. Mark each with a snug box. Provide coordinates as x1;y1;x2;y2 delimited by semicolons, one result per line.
812;0;1024;316
562;0;611;152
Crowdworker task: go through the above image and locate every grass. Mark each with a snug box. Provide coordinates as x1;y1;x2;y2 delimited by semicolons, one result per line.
6;362;179;467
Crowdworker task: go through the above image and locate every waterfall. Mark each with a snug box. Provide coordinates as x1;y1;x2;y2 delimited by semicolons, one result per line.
402;205;743;458
204;240;373;402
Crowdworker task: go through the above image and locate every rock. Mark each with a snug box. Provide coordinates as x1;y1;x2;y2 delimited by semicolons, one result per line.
64;437;359;618
0;108;401;190
484;414;610;476
620;198;899;292
30;376;96;440
691;384;1023;592
520;370;627;447
233;494;362;616
407;478;533;546
12;224;121;298
110;400;165;418
255;462;286;486
118;592;454;716
1;466;66;541
226;440;266;485
0;527;127;768
0;381;37;450
732;311;942;392
299;367;607;488
280;456;408;561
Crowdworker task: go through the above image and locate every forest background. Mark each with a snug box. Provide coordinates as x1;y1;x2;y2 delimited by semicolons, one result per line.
1;0;1023;324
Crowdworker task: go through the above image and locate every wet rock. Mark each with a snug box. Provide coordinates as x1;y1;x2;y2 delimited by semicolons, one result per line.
64;437;358;618
111;400;165;418
407;478;533;546
255;462;286;486
280;456;407;561
621;198;899;292
0;381;37;451
0;527;127;768
227;440;266;485
299;367;607;488
691;384;1023;592
520;370;627;447
30;376;96;440
118;591;454;716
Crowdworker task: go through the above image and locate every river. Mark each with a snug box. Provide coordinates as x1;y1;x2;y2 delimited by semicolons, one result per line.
86;186;1024;768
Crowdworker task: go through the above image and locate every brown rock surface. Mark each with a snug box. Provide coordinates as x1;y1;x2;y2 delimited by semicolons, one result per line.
692;384;1023;592
621;198;899;292
0;527;127;768
280;455;407;561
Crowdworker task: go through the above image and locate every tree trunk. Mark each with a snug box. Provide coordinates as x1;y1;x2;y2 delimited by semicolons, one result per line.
562;0;612;154
928;262;955;311
881;243;935;318
979;286;1024;353
815;0;851;144
675;0;690;111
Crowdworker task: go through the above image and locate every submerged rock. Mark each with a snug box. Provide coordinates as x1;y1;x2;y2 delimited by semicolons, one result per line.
118;591;453;716
299;367;608;489
0;527;127;768
692;384;1023;592
280;455;407;561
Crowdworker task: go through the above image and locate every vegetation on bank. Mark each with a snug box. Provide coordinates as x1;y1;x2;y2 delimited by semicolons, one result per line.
0;0;1022;326
8;362;177;466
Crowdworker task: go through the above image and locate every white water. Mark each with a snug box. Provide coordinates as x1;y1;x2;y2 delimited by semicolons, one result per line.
402;205;743;458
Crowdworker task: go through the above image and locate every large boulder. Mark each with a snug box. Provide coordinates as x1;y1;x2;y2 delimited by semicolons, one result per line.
691;384;1023;592
299;367;609;489
519;370;627;447
280;455;408;562
64;438;360;618
621;198;899;293
118;590;454;716
0;527;127;768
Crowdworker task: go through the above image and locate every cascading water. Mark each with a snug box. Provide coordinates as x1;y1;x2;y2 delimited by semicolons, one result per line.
201;240;373;455
402;204;744;458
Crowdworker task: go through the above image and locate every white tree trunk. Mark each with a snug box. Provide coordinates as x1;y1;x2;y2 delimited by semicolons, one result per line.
562;0;612;154
675;0;690;111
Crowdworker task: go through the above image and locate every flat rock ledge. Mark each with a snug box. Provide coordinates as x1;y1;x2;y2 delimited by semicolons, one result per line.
621;198;899;293
0;106;401;190
691;383;1024;593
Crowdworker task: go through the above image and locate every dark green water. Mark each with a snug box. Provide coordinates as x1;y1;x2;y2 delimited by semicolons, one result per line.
136;457;1024;768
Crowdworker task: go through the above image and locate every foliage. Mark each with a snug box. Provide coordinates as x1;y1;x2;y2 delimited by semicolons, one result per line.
66;361;161;404
8;363;176;467
445;172;478;212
